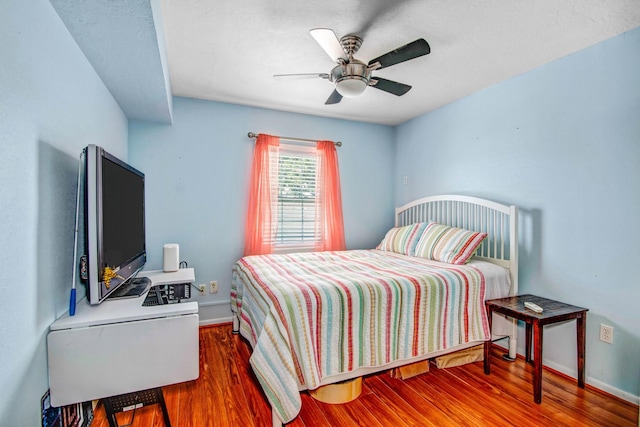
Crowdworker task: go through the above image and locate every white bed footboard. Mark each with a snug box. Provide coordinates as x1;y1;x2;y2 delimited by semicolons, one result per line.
396;195;519;359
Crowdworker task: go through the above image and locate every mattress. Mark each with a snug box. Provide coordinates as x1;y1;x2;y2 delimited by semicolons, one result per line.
467;258;512;301
231;249;512;423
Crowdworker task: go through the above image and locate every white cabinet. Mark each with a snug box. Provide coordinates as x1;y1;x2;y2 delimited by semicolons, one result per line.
47;269;199;407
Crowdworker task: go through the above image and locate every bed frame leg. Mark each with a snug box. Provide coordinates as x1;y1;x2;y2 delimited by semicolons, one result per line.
232;315;240;334
272;408;283;427
504;318;518;362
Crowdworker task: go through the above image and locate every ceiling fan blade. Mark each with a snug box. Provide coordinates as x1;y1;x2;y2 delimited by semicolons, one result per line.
274;73;330;80
368;39;430;70
370;77;412;96
325;89;343;105
310;28;345;62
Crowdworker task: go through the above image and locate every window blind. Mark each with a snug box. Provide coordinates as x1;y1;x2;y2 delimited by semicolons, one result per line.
276;145;317;245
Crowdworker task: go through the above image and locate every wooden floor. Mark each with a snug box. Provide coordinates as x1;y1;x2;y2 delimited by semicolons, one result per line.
92;324;638;427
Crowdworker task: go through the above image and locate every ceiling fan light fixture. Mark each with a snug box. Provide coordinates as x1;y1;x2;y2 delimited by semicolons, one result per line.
335;77;368;97
331;60;371;98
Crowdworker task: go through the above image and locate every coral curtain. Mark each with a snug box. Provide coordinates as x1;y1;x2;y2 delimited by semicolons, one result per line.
243;134;280;256
314;140;346;251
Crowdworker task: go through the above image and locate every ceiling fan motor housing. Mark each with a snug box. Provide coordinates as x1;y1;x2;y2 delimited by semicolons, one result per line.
340;34;363;56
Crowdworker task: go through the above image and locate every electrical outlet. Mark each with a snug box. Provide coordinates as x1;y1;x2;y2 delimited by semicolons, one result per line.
599;324;613;344
198;284;206;296
209;280;218;294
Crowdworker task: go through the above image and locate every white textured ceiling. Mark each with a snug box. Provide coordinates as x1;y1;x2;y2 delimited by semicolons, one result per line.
52;0;640;126
50;0;173;124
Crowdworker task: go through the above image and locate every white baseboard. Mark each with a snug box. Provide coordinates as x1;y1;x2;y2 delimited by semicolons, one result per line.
493;344;639;406
200;316;234;326
543;359;640;406
197;299;234;326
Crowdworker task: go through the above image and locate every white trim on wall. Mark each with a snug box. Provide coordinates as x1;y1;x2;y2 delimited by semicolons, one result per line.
197;299;234;326
543;359;640;406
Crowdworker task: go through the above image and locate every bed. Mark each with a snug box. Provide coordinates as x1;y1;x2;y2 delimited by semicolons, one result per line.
231;195;518;426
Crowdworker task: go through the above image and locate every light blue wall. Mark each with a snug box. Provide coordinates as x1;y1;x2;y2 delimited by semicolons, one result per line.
0;1;128;425
395;27;640;399
129;97;395;312
3;2;637;423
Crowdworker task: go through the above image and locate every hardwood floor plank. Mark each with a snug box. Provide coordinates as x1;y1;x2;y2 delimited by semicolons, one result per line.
363;374;440;426
480;353;578;426
197;329;226;426
390;373;481;426
208;327;255;426
91;325;639;427
415;368;514;426
439;361;543;426
295;392;330;426
346;383;411;426
544;370;637;422
310;396;387;427
230;332;273;426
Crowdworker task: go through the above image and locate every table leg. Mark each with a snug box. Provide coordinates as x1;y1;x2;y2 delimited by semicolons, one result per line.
102;397;119;427
525;322;532;364
484;304;493;375
155;388;172;427
576;313;586;388
532;322;543;404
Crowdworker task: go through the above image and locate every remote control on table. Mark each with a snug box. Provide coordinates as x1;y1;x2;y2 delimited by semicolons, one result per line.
524;301;544;313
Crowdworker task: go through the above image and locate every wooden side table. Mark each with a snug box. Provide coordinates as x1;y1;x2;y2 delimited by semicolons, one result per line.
483;294;588;403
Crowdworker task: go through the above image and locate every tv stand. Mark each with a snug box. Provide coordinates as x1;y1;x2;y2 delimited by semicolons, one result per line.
47;268;199;409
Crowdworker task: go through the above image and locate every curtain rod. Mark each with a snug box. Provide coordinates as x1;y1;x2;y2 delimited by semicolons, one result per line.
247;132;342;147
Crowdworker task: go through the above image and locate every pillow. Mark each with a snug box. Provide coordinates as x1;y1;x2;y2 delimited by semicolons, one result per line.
414;222;487;264
376;222;428;256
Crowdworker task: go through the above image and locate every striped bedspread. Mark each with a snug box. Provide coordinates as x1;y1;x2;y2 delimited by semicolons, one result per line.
231;250;490;423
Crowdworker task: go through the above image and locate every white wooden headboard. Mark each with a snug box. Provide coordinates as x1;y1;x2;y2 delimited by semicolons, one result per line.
395;194;518;295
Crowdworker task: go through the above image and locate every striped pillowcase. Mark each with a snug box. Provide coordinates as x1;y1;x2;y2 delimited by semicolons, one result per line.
414;222;487;264
377;222;428;256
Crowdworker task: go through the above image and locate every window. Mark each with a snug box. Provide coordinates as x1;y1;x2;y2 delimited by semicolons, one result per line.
243;134;344;256
275;144;317;250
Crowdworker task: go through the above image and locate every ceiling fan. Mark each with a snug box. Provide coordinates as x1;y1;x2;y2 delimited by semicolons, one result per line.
275;28;431;105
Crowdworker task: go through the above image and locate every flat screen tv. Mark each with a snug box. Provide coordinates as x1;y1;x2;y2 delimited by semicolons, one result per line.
84;144;146;305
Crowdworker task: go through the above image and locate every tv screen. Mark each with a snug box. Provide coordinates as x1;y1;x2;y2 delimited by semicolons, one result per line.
84;145;146;304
